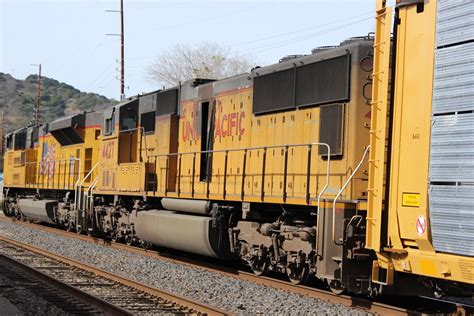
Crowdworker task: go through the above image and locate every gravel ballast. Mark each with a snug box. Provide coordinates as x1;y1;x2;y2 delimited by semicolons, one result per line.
0;219;368;315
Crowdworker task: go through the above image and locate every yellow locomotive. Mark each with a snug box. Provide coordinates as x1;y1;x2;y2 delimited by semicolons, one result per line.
3;0;474;297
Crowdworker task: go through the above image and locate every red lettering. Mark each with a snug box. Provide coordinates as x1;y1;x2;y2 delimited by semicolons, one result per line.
229;113;237;136
239;112;245;135
211;111;246;138
215;116;222;137
222;114;228;137
183;121;196;142
182;122;188;141
101;142;114;160
187;121;195;141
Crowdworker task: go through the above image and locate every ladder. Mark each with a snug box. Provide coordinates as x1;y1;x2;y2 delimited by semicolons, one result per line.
366;3;392;252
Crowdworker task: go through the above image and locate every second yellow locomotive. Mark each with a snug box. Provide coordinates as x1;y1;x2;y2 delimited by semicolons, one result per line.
3;36;374;291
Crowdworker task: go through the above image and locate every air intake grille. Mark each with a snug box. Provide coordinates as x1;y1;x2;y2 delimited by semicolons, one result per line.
319;103;344;156
253;68;295;114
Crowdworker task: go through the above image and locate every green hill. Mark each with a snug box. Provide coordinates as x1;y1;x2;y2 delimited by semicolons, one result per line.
0;72;117;133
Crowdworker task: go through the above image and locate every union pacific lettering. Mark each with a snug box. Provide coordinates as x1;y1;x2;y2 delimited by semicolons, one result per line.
182;111;246;141
215;111;245;137
182;121;197;142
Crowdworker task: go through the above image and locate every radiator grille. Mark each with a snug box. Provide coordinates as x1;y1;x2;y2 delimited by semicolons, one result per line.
253;54;351;115
296;55;350;107
319;104;344;156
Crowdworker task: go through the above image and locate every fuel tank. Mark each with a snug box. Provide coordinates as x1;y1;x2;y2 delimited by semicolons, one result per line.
161;198;210;215
18;199;57;224
134;210;229;258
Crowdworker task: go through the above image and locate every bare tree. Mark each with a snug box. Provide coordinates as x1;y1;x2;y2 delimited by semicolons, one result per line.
148;42;254;87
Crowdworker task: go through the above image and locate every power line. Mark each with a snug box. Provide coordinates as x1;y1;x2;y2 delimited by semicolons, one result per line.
87;63;115;90
231;10;373;47
122;11;374;63
125;3;263;42
238;16;374;56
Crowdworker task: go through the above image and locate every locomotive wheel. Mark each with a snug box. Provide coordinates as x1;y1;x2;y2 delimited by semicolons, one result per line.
249;257;269;276
111;234;119;243
2;202;9;216
327;279;345;295
286;263;309;285
141;241;152;250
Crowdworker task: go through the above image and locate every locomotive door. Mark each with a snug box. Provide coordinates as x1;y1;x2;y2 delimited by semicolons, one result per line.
118;102;139;164
199;100;216;182
166;114;179;192
117;101;145;191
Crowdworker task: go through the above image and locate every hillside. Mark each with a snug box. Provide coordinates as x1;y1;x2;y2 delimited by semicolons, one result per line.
0;72;117;133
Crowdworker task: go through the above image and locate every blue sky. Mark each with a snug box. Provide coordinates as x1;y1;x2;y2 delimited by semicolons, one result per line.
1;0;375;100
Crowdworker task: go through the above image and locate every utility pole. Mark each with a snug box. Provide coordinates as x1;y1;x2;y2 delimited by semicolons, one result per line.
31;64;42;126
120;0;124;100
107;0;125;100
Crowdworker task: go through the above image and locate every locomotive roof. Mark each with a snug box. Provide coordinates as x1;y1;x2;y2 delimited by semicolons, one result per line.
48;110;103;132
104;96;138;118
138;87;179;115
180;74;252;102
11;126;27;135
252;38;373;77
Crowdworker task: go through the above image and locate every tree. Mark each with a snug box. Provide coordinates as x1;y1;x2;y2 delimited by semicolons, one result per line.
148;42;254;87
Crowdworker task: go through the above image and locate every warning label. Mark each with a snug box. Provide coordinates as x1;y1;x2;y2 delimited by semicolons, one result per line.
416;215;427;236
402;192;420;207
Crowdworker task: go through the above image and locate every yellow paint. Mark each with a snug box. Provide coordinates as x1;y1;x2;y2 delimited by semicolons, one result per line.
3;126;102;192
419;259;437;276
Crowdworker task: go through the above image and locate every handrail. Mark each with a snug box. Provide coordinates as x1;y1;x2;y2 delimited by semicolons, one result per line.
75;162;98;210
331;145;371;245
316;143;331;213
148;142;331;206
149;142;328;158
25;158;81;189
24;158;81;166
73;159;83;208
87;177;100;213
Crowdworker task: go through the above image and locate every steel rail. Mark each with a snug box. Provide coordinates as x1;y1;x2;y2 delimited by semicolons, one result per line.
0;232;227;316
0;216;421;315
0;251;131;316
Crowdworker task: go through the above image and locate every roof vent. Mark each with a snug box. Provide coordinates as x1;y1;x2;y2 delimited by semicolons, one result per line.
340;33;375;46
311;46;338;54
279;55;306;63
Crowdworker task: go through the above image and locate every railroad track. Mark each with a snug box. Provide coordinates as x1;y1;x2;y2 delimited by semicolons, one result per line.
0;215;469;315
0;233;226;316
